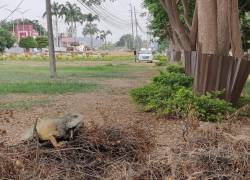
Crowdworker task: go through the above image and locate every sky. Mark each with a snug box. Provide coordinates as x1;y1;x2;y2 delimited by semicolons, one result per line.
0;0;149;42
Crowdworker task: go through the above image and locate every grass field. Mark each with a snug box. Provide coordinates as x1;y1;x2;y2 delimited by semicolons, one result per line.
0;61;149;94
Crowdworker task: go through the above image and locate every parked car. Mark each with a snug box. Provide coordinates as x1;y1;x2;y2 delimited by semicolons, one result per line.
137;49;153;63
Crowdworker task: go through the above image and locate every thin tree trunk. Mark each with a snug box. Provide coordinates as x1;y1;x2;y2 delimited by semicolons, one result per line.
46;0;56;78
189;3;198;50
229;0;244;57
163;0;192;51
74;22;77;42
90;22;93;48
55;16;60;47
90;34;93;49
181;0;191;29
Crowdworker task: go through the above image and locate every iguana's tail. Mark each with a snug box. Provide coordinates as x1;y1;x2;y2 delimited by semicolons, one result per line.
19;125;35;141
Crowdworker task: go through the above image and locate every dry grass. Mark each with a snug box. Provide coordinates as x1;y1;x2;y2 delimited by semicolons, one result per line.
0;124;155;180
1;104;250;179
169;124;250;179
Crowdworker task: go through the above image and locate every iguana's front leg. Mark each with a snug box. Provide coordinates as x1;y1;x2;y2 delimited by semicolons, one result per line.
48;135;64;148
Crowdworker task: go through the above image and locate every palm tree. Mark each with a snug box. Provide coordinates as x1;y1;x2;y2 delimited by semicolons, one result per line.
45;0;56;78
97;30;112;44
81;13;100;48
82;13;99;24
43;2;63;46
82;23;99;48
61;2;82;39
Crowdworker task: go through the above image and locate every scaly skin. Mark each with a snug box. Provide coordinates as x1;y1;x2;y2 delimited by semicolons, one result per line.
20;113;84;148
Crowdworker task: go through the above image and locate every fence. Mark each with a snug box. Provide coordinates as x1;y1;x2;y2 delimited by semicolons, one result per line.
184;51;250;103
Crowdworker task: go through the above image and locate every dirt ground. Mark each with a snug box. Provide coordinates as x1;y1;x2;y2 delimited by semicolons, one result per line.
1;61;250;179
0;61;181;159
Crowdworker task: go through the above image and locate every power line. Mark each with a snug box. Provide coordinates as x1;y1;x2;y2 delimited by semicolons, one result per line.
137;21;147;34
90;5;129;26
93;5;130;25
1;0;25;23
0;4;7;10
86;4;129;27
76;0;130;30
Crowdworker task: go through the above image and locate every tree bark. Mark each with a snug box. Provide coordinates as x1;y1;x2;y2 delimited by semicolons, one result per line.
197;0;218;54
46;0;56;78
217;0;230;55
164;0;192;51
229;0;244;57
197;0;243;56
181;0;191;29
55;16;60;47
189;3;198;50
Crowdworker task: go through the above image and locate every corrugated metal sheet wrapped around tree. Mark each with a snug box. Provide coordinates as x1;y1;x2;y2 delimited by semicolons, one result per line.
184;51;250;103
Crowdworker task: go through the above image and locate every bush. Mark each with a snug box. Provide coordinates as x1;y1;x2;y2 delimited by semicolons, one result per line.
154;54;168;66
19;37;37;51
0;28;15;53
194;94;235;122
154;54;168;62
155;61;166;66
36;36;48;49
153;72;193;88
134;85;175;112
130;65;235;122
166;64;185;74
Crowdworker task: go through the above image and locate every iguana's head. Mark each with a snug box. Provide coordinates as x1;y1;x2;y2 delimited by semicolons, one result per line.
65;113;84;129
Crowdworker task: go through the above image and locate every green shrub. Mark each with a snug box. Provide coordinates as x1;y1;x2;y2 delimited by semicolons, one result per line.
155;61;167;66
130;84;159;106
153;72;193;88
0;28;15;53
130;67;235;122
19;37;37;51
154;54;168;61
166;64;185;74
194;95;235;122
162;88;194;116
36;36;48;49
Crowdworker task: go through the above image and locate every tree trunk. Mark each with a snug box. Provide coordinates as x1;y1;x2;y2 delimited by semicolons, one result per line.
229;0;244;57
90;34;93;49
197;0;243;57
46;0;56;78
168;31;181;62
90;22;93;49
74;22;77;42
197;0;218;54
55;16;60;47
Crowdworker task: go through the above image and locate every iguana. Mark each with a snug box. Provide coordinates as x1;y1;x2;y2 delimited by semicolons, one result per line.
20;113;84;148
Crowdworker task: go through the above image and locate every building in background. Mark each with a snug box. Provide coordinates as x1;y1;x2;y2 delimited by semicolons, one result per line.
14;23;38;42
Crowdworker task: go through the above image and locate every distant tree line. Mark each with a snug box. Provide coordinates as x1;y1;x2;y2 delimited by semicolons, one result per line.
44;1;112;48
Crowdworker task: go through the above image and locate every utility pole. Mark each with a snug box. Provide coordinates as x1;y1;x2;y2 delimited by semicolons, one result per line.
46;0;56;78
134;6;139;51
129;4;135;50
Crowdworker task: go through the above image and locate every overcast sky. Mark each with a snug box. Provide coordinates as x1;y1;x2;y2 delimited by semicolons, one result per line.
0;0;148;42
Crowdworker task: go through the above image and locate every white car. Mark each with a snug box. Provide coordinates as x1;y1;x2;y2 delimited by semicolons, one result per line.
137;50;153;62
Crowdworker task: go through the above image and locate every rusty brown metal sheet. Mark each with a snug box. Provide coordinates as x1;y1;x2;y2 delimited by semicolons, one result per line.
191;52;250;103
230;56;250;103
184;51;191;75
184;51;197;76
191;51;197;76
